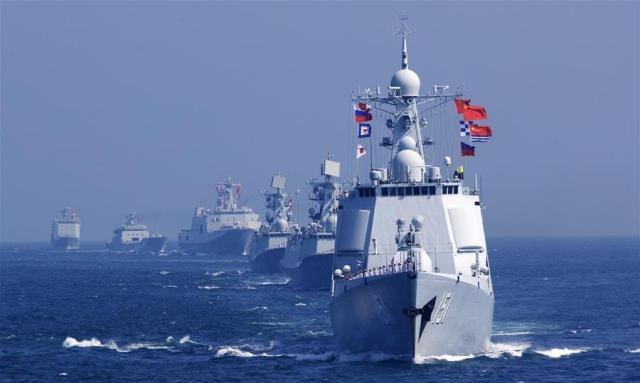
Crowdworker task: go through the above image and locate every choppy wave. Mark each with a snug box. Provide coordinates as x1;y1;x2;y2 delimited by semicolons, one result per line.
533;347;589;358
247;306;268;311
493;331;533;336
295;302;307;307
166;335;200;345
306;330;330;337
162;285;178;289
197;284;220;290
625;348;640;353
568;329;592;334
62;337;172;353
158;271;170;275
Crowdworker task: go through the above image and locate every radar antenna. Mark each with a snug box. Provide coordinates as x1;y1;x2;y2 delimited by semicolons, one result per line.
396;13;413;69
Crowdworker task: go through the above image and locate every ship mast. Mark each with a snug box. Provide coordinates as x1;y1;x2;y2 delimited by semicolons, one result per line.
351;15;463;182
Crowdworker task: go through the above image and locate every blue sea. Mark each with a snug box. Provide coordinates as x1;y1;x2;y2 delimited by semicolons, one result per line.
1;237;639;382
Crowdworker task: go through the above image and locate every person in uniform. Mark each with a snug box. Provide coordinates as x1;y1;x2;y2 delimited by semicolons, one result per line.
454;165;464;180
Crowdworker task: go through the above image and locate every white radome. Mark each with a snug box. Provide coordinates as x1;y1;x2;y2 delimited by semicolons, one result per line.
394;149;425;183
397;136;417;151
390;68;421;97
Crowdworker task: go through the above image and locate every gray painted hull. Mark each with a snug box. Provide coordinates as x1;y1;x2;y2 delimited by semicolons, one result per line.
281;253;333;291
249;247;285;274
106;237;168;254
179;228;255;256
141;237;168;254
330;271;493;359
51;237;79;251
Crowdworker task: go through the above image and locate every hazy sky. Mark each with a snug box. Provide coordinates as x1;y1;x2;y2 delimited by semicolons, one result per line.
1;1;638;241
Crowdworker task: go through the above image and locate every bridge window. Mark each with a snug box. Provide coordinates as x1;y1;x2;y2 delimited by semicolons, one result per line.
390;187;397;196
398;187;405;196
405;186;413;196
381;188;389;196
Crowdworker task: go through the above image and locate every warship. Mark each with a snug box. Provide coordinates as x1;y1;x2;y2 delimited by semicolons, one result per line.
106;213;168;254
330;18;494;360
279;159;342;290
178;178;261;256
50;208;80;250
249;175;295;274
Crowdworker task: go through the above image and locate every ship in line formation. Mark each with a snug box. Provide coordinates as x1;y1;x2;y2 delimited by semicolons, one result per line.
49;18;495;360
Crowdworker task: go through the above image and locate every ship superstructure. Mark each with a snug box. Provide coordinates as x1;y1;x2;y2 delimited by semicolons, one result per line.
178;178;261;256
280;159;342;289
106;213;168;254
249;174;296;274
50;207;80;250
330;18;494;360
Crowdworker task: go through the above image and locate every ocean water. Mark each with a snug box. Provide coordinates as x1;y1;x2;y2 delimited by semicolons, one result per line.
1;237;638;382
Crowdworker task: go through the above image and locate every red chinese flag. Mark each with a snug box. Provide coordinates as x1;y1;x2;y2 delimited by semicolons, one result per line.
454;98;488;120
463;106;488;121
454;99;471;114
469;124;492;137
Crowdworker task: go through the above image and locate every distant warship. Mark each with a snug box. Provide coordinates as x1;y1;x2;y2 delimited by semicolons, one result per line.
330;18;494;360
249;175;295;274
50;208;80;250
106;213;168;254
280;159;342;290
178;178;261;256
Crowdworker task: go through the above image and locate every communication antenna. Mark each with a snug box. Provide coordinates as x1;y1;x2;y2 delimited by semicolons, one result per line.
396;12;413;69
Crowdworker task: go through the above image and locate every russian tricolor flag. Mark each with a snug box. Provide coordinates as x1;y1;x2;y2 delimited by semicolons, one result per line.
354;103;372;123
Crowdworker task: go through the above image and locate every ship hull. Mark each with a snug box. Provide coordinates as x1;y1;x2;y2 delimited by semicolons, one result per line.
140;237;168;254
249;247;286;274
106;237;168;255
281;253;333;291
330;271;493;359
50;237;80;251
179;228;256;256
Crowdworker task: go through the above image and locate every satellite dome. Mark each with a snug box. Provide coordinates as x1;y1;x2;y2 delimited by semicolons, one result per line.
398;136;417;151
390;69;421;97
394;149;425;183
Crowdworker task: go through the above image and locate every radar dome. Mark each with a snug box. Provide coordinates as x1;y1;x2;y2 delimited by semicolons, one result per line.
394;149;425;183
390;69;421;97
398;136;417;151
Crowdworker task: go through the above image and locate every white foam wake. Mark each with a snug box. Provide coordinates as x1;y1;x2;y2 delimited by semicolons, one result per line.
485;342;531;358
625;348;640;353
62;337;172;353
414;354;475;363
213;341;278;358
533;347;589;358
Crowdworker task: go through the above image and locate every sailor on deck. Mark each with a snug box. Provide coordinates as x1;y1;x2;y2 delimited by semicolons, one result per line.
454;165;464;180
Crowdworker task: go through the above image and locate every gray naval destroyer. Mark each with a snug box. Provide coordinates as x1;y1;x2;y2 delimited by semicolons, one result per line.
50;207;80;250
330;21;494;360
249;175;295;274
178;178;261;256
106;213;168;254
279;159;342;290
